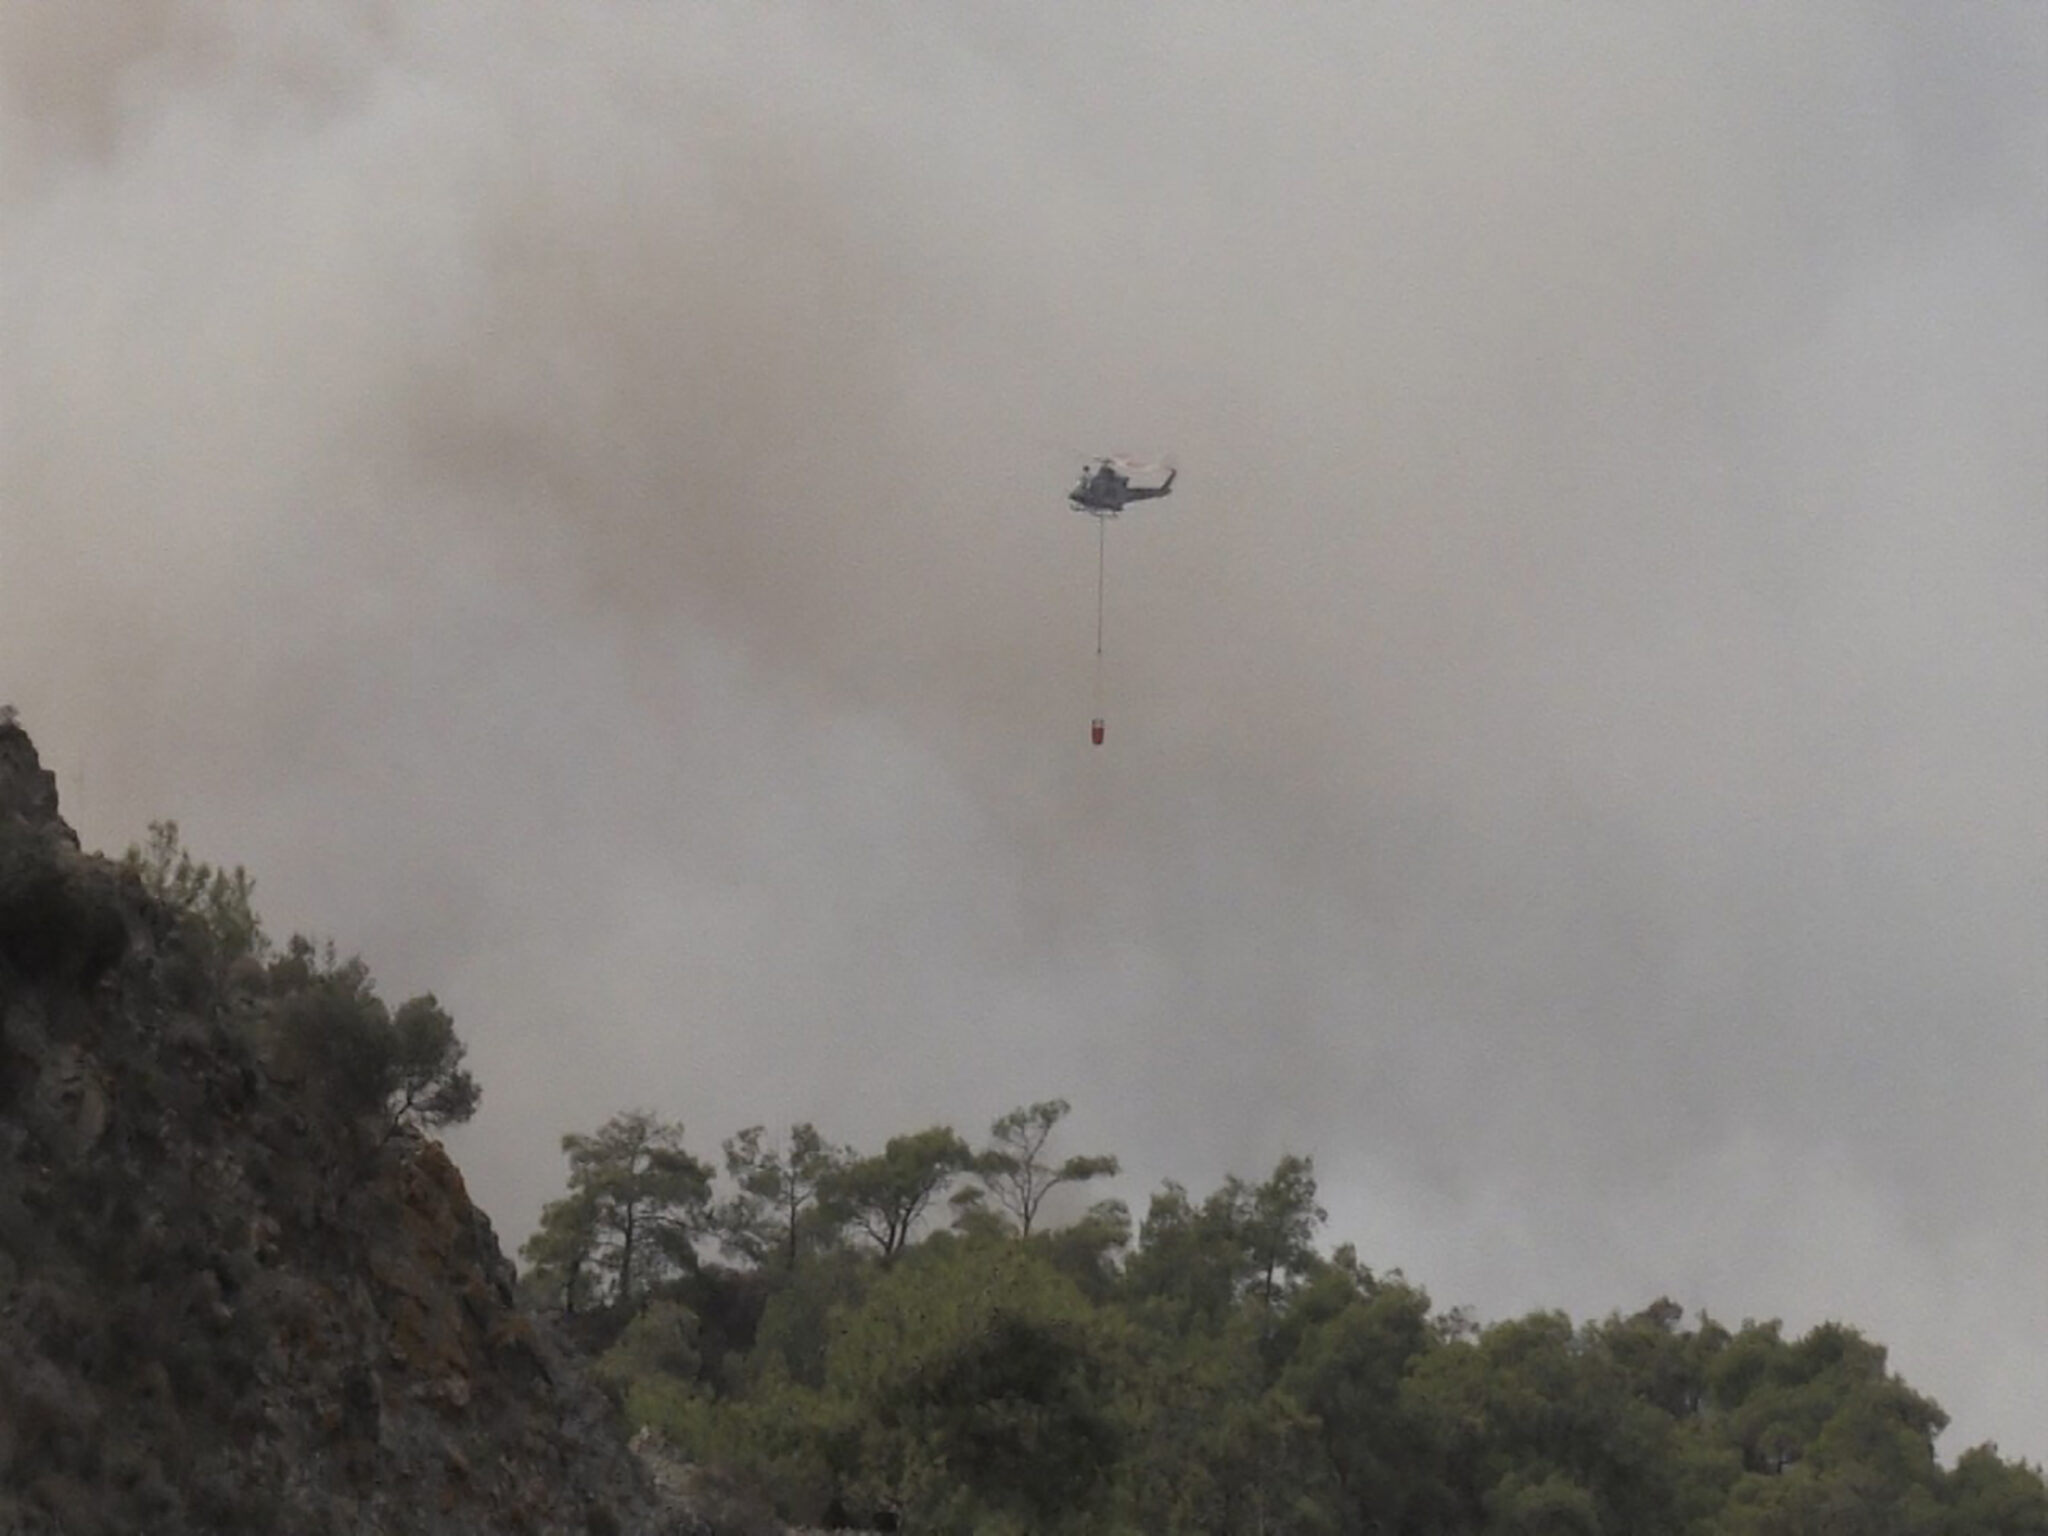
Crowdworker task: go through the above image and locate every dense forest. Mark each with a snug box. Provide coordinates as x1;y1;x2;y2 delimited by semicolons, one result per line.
518;1103;2048;1536
136;819;2048;1536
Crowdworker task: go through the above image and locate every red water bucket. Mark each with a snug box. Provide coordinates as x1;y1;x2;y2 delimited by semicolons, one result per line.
1091;718;1105;745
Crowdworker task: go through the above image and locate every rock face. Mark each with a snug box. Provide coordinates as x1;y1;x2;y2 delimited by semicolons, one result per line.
0;719;683;1536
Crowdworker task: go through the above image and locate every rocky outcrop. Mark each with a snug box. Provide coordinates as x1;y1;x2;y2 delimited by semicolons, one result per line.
0;718;688;1535
0;730;127;993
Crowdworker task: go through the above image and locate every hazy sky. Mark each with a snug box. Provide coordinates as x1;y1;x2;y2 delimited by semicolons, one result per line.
5;1;2045;1460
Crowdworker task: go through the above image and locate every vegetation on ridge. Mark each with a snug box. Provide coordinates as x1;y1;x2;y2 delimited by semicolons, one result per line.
0;748;664;1536
123;820;480;1140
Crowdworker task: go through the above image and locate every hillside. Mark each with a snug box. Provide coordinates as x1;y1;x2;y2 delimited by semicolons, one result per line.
0;718;682;1535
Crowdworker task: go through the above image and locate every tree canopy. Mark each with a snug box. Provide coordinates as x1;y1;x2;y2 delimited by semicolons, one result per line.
966;1098;1119;1237
521;1110;713;1311
522;1101;2048;1536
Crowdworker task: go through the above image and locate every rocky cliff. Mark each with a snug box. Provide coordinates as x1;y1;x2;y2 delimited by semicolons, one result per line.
0;719;688;1535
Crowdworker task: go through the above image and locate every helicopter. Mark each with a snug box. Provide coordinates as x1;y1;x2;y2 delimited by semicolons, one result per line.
1063;456;1179;745
1069;457;1177;516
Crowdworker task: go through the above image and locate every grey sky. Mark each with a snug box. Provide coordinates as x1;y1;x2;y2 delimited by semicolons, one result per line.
5;1;2045;1458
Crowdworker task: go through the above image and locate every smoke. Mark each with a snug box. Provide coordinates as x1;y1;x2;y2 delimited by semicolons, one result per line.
4;1;2044;1455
